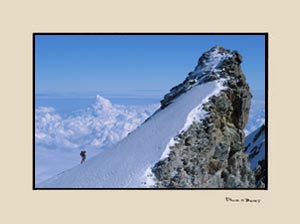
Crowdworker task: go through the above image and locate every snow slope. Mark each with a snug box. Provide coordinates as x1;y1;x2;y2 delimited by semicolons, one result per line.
244;98;265;136
244;124;265;170
35;97;158;183
37;80;225;188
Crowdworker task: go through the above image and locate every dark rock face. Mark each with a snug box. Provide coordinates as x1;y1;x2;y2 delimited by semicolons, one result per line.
254;159;266;188
153;46;255;188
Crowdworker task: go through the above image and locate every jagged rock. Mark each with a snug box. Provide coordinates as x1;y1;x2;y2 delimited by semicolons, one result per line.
152;46;256;188
254;159;266;187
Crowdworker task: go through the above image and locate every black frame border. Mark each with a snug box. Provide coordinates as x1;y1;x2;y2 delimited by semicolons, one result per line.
33;32;268;190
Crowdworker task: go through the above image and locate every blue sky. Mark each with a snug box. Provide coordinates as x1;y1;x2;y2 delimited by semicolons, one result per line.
35;34;266;99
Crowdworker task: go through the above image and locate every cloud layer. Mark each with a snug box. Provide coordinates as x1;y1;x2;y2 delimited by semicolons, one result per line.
35;95;264;183
35;95;159;151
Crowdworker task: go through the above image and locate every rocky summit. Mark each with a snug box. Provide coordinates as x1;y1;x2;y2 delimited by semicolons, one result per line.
37;45;261;189
153;46;256;188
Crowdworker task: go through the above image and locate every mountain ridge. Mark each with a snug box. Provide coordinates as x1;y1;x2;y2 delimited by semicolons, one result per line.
37;46;257;188
151;46;255;188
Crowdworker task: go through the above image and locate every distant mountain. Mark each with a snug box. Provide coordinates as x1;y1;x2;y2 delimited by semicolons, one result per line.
244;124;266;187
244;98;265;135
37;46;256;188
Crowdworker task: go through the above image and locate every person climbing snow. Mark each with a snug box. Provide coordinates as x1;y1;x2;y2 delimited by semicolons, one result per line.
80;150;86;164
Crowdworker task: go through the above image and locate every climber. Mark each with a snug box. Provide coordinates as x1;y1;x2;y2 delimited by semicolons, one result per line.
80;150;86;164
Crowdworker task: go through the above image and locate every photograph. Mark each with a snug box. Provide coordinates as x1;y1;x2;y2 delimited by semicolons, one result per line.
34;33;267;189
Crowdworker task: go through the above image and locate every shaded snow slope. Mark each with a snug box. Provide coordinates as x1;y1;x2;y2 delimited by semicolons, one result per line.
37;80;225;188
244;124;266;187
244;124;265;170
244;98;265;136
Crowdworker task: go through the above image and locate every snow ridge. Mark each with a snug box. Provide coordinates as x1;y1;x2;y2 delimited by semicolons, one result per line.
38;80;225;188
159;79;227;162
35;96;158;183
37;46;236;188
160;46;232;108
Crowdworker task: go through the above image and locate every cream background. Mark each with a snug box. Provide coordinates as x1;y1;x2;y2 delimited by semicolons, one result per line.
0;0;298;223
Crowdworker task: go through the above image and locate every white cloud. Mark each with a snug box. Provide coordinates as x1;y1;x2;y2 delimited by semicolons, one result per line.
35;95;264;183
35;95;159;151
35;96;159;183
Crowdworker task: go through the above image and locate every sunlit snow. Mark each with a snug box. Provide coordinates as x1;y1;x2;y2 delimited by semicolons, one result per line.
37;81;224;188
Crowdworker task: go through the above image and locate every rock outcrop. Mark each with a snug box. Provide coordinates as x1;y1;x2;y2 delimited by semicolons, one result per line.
152;46;256;188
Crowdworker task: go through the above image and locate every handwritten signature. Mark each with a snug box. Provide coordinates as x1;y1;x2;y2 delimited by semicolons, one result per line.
225;197;261;203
